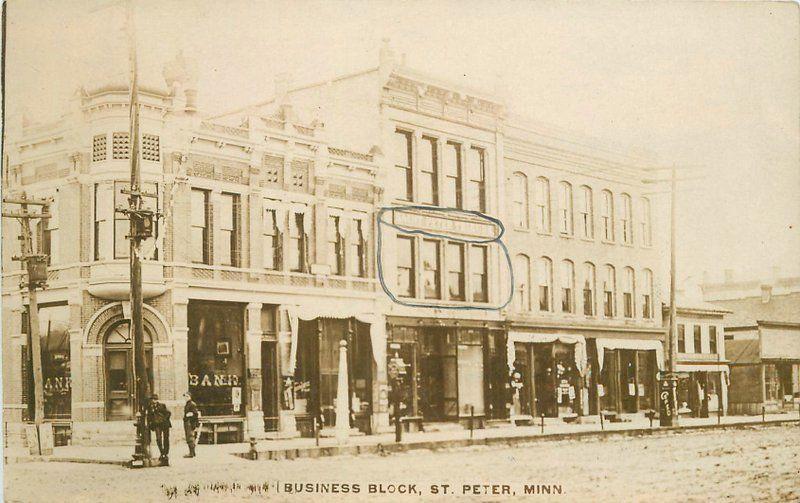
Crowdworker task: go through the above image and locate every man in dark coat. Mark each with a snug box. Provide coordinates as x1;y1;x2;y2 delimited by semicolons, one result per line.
182;392;201;458
146;393;172;465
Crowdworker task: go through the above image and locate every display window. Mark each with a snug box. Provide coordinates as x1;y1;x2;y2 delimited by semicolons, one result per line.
187;301;245;417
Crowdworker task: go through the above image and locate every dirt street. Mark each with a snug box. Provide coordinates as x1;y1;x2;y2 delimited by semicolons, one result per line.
4;424;799;502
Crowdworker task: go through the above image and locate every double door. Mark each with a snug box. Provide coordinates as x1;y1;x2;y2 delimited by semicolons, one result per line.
513;342;580;418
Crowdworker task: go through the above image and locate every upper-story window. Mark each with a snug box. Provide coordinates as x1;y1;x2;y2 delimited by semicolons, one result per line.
621;193;633;245
559;181;574;236
579;185;594;239
561;259;575;313
709;326;718;353
623;267;635;318
600;190;614;242
36;195;58;265
393;130;413;201
514;254;531;311
583;262;596;316
349;218;366;278
218;192;241;267
396;236;415;298
94;183;112;261
535;177;551;233
678;324;686;352
693;325;702;354
466;147;486;212
263;203;281;271
289;211;308;273
442;142;463;208
603;264;616;317
537;256;553;312
418;137;438;206
327;215;344;276
190;188;211;264
512;172;529;229
641;269;654;318
640;197;652;247
471;244;488;302
447;242;465;301
422;239;441;299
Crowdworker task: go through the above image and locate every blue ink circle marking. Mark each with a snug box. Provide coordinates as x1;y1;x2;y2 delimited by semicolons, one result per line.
376;205;514;311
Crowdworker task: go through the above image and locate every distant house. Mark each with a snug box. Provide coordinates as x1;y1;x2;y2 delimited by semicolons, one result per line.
702;271;800;415
663;298;731;418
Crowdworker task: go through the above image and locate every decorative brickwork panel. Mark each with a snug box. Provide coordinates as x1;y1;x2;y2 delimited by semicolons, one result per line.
262;154;283;187
92;135;107;162
326;183;346;199
112;132;130;159
290;159;310;192
142;134;160;162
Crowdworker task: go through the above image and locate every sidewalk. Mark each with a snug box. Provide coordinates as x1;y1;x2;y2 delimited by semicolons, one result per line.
5;412;799;466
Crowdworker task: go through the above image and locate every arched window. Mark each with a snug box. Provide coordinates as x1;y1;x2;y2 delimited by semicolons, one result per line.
621;193;633;244
559;181;574;236
514;254;531;311
535;177;551;233
623;267;636;318
579;185;594;239
641;269;654;318
512;172;529;229
537;256;553;312
603;264;616;317
583;262;596;316
601;190;614;242
640;197;652;246
561;259;575;313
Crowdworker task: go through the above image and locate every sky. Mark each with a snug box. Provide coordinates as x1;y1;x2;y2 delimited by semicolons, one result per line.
4;0;799;292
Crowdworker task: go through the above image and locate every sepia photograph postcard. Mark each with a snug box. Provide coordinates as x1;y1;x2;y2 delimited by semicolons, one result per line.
1;0;798;501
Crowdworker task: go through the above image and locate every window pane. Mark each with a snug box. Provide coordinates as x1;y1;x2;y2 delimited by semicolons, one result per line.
471;245;488;302
443;143;462;208
422;239;440;299
396;236;415;297
447;242;465;300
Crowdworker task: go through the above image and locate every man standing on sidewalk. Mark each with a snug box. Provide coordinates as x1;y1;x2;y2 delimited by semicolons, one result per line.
146;394;172;466
183;392;201;458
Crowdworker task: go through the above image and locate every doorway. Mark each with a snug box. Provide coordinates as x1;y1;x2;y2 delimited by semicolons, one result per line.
104;320;153;421
419;328;458;421
261;341;279;432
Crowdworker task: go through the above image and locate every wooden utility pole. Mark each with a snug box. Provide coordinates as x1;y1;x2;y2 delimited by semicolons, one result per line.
664;166;679;426
2;195;52;429
116;0;158;467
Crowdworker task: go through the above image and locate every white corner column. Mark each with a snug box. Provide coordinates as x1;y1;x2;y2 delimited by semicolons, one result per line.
246;302;266;439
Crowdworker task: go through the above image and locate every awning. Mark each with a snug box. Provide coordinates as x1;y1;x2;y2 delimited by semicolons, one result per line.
286;305;384;376
596;338;665;371
676;363;730;374
507;331;588;375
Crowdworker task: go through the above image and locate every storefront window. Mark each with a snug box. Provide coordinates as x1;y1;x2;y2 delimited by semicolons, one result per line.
36;304;71;420
188;302;245;416
457;330;485;415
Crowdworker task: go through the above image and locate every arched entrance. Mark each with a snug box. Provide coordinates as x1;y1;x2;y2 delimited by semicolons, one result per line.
104;320;154;420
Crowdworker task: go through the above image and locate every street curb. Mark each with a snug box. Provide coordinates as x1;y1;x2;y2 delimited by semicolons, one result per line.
239;418;800;461
4;455;129;466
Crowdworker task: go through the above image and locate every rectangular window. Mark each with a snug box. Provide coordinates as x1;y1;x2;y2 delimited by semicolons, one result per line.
621;195;633;245
641;198;652;246
289;212;306;272
422;239;441;299
471;245;488;302
393;130;413;201
466;147;486;212
583;264;595;316
446;242;465;301
418;137;438;205
602;267;615;317
535;178;551;233
112;132;130;159
709;326;718;354
694;325;702;353
327;215;343;276
559;183;573;235
218;192;240;267
190;188;211;264
114;182;158;260
93;183;113;261
601;191;614;241
262;205;280;270
561;261;574;313
396;236;415;298
579;186;594;239
442;142;462;208
349;218;366;278
677;324;686;353
36;196;58;265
